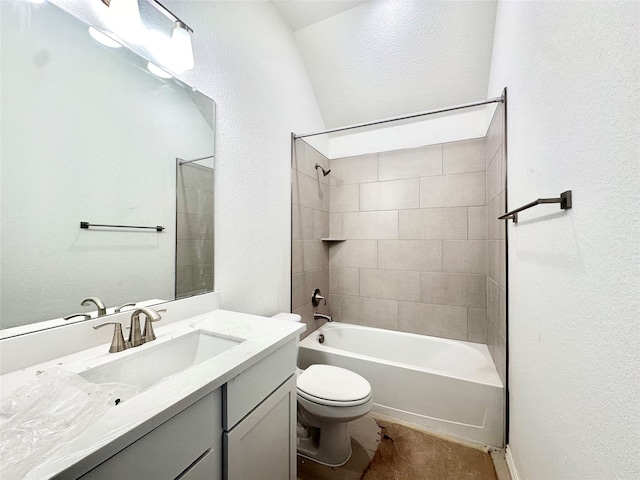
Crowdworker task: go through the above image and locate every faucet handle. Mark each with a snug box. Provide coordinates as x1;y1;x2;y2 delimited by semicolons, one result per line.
93;322;126;353
312;288;326;307
63;313;91;321
115;302;136;313
142;309;165;343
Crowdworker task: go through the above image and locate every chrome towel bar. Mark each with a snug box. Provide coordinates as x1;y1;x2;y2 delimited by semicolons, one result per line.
499;190;572;223
80;222;164;232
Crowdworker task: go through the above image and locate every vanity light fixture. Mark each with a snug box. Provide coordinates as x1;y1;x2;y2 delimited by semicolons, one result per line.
170;20;194;71
147;61;173;79
150;1;195;71
96;0;195;71
88;26;123;48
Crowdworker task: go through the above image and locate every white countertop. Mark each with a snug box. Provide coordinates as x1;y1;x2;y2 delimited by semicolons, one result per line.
0;309;305;479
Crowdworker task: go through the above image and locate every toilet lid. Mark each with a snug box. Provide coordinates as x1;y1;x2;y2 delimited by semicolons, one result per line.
297;364;371;404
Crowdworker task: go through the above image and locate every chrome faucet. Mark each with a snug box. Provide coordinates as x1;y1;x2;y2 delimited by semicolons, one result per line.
92;307;162;353
128;307;162;347
313;312;333;322
81;297;107;317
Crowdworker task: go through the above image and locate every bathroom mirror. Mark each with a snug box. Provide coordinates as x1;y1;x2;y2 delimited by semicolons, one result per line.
0;1;215;332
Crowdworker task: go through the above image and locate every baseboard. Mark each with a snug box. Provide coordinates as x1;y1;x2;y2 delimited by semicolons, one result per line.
505;445;521;480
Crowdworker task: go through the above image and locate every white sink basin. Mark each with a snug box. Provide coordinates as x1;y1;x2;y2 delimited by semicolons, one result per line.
80;330;243;394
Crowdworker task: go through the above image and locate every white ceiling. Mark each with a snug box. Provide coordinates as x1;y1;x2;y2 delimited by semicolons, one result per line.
272;0;498;130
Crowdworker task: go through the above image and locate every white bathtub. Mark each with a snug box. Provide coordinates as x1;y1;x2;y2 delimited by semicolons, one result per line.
298;322;504;447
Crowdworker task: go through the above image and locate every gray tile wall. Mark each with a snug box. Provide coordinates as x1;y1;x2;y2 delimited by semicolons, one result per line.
292;121;507;448
291;139;331;338
176;163;214;298
485;103;507;387
327;138;490;343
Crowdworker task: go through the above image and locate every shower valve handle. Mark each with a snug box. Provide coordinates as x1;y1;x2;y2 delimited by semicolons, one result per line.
312;288;326;307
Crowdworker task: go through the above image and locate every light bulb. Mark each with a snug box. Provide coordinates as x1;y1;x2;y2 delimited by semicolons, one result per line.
171;21;194;71
147;62;173;79
88;27;122;48
109;0;141;30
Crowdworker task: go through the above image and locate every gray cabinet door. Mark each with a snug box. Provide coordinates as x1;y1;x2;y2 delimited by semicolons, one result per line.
224;375;296;480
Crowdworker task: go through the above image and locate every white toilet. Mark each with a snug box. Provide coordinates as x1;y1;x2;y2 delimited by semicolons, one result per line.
271;313;373;467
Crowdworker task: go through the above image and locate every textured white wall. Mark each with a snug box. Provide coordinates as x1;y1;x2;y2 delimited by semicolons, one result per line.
148;1;327;315
487;1;639;478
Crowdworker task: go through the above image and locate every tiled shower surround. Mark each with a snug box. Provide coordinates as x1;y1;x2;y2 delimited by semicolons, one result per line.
291;140;332;337
327;139;489;342
486;103;507;386
292;113;506;356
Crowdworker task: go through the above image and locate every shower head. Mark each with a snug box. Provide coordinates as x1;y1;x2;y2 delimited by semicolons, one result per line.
315;163;331;176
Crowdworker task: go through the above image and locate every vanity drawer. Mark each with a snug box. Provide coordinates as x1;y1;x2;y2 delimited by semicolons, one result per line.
178;448;221;480
80;389;222;480
223;339;297;430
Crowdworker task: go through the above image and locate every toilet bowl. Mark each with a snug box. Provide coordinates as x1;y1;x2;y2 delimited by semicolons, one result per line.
296;364;373;466
271;313;373;467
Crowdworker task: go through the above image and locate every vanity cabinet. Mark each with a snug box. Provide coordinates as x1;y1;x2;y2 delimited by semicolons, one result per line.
224;375;296;480
223;339;298;480
76;339;298;480
79;389;223;480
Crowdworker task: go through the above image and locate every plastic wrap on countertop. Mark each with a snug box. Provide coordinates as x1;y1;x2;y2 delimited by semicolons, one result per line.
0;367;138;480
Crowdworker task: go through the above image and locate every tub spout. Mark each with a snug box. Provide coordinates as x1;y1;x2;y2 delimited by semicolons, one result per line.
313;312;333;322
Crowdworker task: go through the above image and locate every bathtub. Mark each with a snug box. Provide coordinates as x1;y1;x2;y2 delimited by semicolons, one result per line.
298;322;504;447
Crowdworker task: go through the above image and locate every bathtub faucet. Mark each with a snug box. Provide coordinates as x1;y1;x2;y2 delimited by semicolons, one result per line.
313;312;333;322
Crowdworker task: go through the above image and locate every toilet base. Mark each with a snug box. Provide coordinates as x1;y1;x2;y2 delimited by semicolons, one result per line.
297;425;352;467
298;438;352;467
297;446;352;468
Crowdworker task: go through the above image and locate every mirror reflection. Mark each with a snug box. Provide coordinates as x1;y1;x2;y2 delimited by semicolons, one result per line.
0;1;215;331
175;157;215;299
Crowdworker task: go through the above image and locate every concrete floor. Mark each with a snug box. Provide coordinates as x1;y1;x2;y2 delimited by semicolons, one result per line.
297;414;510;480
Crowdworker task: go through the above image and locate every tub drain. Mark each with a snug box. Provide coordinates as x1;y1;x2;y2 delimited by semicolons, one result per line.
318;334;325;344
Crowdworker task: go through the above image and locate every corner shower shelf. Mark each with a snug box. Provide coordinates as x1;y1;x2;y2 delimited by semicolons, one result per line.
320;238;346;243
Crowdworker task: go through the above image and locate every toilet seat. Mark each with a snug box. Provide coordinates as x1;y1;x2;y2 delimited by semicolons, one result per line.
297;364;372;407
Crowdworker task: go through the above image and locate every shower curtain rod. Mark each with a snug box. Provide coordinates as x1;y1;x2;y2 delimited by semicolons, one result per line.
293;95;504;139
177;155;215;165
